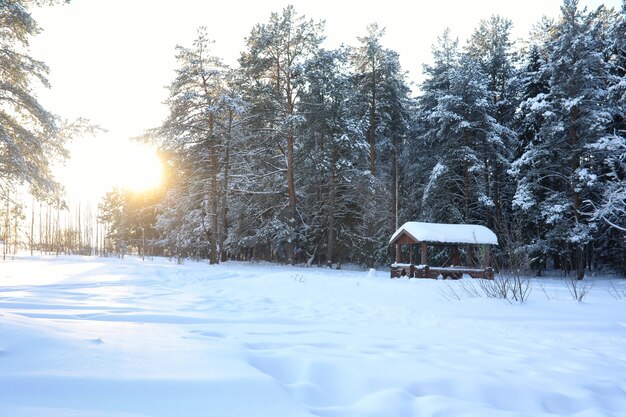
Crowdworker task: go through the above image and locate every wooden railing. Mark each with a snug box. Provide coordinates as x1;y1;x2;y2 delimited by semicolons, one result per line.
390;263;494;279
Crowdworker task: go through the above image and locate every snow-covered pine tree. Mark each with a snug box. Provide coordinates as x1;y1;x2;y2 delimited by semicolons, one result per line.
466;15;516;114
297;47;368;266
402;29;459;224
351;23;387;177
377;49;413;234
97;189;130;257
236;6;324;264
0;0;69;202
465;15;517;238
349;24;414;266
416;39;508;239
156;28;239;263
97;188;160;258
586;4;626;272
511;0;613;279
508;43;552;273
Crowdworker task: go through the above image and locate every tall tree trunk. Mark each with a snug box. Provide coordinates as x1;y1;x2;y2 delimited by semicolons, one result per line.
574;191;584;280
286;131;296;209
95;219;99;257
391;132;399;230
391;132;400;262
464;162;470;221
140;195;146;261
38;202;42;254
3;195;9;260
369;59;377;176
285;131;296;264
285;73;297;264
30;197;35;256
210;144;218;265
12;204;18;255
484;159;491;227
494;161;501;232
219;144;230;262
463;133;471;222
218;110;233;262
77;202;82;255
45;204;49;254
327;150;337;265
571;107;584;280
55;206;60;257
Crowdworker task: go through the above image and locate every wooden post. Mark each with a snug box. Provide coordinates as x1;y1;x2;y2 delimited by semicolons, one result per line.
409;244;413;264
452;246;460;266
484;245;491;267
395;243;400;263
421;242;428;265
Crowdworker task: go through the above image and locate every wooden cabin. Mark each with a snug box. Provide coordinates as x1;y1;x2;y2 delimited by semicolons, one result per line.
389;222;498;279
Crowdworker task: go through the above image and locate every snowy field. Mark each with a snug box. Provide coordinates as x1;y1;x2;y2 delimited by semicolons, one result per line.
0;255;625;417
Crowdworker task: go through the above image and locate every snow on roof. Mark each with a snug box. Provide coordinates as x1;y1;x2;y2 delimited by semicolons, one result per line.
389;222;498;245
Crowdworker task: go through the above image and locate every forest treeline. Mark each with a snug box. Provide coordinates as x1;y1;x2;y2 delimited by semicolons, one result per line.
1;1;625;278
94;0;626;278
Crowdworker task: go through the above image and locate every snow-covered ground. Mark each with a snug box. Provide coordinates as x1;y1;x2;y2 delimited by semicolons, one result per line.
0;255;625;417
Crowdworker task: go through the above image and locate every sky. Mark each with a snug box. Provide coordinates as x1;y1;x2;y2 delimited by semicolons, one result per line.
28;0;620;203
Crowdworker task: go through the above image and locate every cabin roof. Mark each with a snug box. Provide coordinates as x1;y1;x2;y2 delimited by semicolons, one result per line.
389;222;498;246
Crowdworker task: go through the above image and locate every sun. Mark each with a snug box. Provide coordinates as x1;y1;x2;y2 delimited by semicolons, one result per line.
113;141;164;193
58;134;164;203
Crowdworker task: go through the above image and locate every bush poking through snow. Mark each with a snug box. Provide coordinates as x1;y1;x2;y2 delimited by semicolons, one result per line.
608;280;626;300
564;275;593;302
441;273;532;303
537;280;559;301
479;273;532;303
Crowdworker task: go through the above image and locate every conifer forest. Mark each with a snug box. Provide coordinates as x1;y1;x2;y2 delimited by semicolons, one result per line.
2;0;626;278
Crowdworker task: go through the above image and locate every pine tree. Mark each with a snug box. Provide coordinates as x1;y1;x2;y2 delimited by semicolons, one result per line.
97;189;130;257
236;6;324;263
511;0;612;278
586;4;626;273
156;28;241;263
298;47;372;266
508;43;552;273
97;188;160;258
415;31;509;236
465;15;517;237
351;23;387;176
0;0;70;202
402;29;459;223
466;15;516;111
350;24;413;265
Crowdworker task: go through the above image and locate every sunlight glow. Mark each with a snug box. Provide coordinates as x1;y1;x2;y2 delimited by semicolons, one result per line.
114;141;164;193
57;135;163;203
